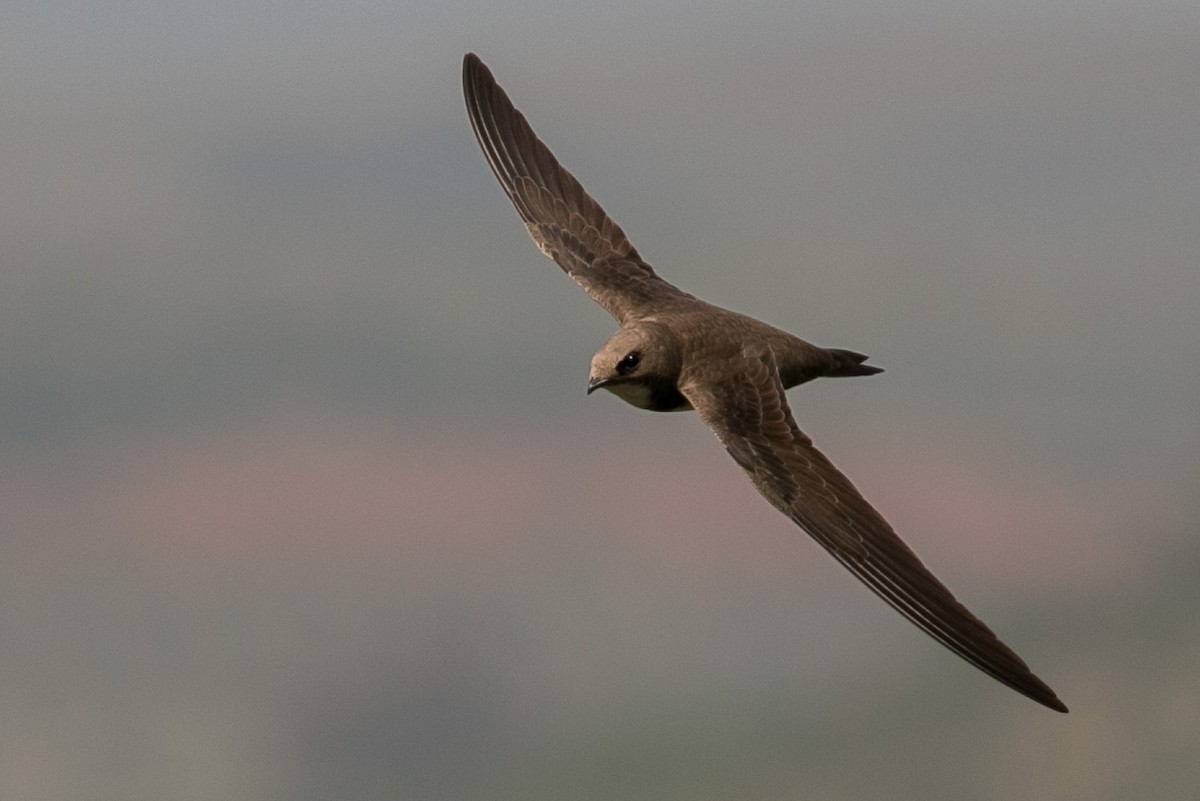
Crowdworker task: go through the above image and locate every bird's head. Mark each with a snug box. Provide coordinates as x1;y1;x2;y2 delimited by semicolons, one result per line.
587;322;682;410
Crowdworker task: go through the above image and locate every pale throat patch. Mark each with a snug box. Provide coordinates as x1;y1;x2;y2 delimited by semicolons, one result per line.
603;381;655;409
603;381;692;411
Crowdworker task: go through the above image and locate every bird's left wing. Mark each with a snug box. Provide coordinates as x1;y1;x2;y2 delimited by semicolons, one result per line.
463;53;694;323
680;345;1068;712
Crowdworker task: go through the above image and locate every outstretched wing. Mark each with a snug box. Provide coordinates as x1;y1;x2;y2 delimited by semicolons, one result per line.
681;346;1068;712
463;53;694;323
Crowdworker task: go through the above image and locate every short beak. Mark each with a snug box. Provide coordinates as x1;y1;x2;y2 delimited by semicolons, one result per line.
586;376;610;395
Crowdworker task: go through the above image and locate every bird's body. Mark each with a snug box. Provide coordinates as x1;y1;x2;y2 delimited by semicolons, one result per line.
463;53;1067;713
588;309;880;411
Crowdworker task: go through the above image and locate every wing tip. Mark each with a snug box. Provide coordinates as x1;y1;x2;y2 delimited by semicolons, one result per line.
999;663;1068;713
462;52;489;97
463;51;482;71
1031;685;1069;713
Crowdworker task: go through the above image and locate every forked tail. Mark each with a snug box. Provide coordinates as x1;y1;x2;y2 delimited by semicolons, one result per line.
827;348;884;377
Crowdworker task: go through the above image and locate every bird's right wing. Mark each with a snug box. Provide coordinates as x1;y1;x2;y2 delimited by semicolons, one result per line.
463;53;694;323
681;345;1068;712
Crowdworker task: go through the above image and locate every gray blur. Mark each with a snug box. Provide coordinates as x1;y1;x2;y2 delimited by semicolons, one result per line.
3;3;1198;799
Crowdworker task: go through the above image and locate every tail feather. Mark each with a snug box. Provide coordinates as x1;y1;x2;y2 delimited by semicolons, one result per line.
827;348;884;377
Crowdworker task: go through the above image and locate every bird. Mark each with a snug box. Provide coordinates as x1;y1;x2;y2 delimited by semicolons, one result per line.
462;52;1067;713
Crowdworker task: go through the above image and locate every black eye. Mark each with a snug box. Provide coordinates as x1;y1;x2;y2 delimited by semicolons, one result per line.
616;351;641;375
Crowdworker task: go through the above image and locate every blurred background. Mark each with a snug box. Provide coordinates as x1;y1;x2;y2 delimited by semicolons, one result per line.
3;2;1198;799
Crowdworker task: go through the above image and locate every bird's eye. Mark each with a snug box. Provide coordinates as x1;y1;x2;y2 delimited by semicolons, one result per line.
616;351;641;375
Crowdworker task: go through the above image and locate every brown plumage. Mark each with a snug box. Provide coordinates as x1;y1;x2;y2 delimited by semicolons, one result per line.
463;52;1067;713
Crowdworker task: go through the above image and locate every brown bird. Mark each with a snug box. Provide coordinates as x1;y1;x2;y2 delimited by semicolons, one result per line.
463;52;1067;713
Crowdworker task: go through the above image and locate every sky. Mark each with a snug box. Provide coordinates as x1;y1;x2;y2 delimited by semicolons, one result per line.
2;2;1199;799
